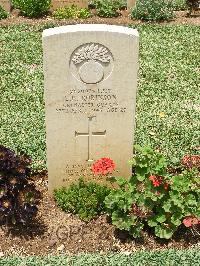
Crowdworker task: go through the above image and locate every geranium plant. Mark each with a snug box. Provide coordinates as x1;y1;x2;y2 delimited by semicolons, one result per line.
103;145;200;239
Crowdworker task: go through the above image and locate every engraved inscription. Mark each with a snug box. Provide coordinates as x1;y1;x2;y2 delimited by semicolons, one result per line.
70;43;114;84
63;164;94;182
75;115;106;162
56;87;127;114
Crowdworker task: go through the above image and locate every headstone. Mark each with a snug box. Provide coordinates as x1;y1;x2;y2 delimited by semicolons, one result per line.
42;24;139;194
0;0;11;12
127;0;137;12
51;0;88;10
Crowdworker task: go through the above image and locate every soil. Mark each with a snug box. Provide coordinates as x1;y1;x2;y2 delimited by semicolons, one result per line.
0;8;200;257
0;10;200;27
0;172;199;256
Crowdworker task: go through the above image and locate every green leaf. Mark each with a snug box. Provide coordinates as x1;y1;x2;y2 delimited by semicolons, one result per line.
185;194;198;206
171;213;182;226
155;225;175;239
148;218;157;227
169;191;183;207
136;173;145;181
130;223;144;238
162;201;172;212
129;158;136;166
156;214;166;223
116;177;127;186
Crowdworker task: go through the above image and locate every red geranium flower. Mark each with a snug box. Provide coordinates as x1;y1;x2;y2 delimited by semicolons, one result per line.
183;217;192;227
149;175;163;187
183;216;200;227
91;158;115;175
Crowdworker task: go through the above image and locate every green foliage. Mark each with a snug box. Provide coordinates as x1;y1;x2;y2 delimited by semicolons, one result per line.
95;0;121;17
131;0;174;21
54;178;111;222
0;145;39;225
12;0;51;18
0;249;200;265
53;5;92;19
0;5;8;19
89;0;126;10
114;0;127;9
11;0;20;9
172;0;187;10
105;146;200;239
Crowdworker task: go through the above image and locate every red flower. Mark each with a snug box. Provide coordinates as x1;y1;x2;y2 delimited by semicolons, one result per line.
91;158;115;175
183;217;192;227
183;216;200;227
149;175;162;187
182;155;200;169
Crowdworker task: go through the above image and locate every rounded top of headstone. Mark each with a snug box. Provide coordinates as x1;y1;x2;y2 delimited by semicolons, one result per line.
42;24;139;38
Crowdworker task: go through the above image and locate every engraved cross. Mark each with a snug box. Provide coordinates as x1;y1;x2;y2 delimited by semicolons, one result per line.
75;116;106;162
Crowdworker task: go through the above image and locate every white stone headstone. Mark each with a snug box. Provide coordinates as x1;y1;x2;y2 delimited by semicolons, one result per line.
42;24;139;193
0;0;11;12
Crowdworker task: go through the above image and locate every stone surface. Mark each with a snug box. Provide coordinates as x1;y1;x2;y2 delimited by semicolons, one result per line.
43;24;139;193
51;0;88;10
0;0;11;12
127;0;137;11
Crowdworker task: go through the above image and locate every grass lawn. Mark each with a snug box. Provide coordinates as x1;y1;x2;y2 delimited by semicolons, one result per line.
0;24;199;169
0;249;200;265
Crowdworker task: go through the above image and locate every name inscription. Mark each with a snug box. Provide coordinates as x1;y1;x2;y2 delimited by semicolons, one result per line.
56;87;126;114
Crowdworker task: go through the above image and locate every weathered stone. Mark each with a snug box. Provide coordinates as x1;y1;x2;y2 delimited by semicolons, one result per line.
43;24;139;193
127;0;137;12
0;0;11;12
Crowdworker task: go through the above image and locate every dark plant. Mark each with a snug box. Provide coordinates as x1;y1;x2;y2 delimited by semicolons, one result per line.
0;5;8;20
12;0;51;18
186;0;200;15
0;145;39;225
131;0;174;21
54;178;111;222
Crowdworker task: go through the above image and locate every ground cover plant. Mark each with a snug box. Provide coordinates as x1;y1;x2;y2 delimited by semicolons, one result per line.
0;24;199;169
0;249;200;266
